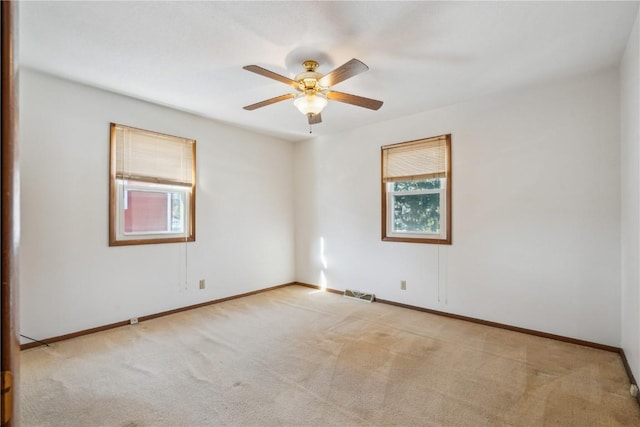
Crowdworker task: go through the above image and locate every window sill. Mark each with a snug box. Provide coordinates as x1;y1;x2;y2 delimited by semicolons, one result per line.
382;235;451;245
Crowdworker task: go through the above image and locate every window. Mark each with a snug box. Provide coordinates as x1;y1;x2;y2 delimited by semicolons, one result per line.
381;134;451;244
109;123;196;246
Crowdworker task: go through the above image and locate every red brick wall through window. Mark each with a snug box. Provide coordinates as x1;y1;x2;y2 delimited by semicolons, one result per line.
124;190;168;233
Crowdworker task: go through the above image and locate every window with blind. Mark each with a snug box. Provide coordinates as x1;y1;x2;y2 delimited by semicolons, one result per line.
381;134;451;244
109;123;196;246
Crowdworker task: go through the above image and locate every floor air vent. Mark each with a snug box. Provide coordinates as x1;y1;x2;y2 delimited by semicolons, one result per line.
344;289;375;303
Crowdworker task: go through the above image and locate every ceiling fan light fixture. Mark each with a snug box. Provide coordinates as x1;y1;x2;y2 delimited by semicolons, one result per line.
294;92;328;116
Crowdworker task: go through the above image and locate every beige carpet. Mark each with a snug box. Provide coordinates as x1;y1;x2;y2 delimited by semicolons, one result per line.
21;285;640;426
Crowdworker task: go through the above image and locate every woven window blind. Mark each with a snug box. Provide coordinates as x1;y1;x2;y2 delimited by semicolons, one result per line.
382;135;448;182
114;124;195;187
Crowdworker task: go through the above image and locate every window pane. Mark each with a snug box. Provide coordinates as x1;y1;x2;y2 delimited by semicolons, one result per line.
393;193;440;233
170;193;185;233
124;190;169;233
393;178;441;192
124;189;187;235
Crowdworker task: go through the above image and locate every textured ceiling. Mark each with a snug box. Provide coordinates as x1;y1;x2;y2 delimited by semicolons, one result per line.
19;1;639;142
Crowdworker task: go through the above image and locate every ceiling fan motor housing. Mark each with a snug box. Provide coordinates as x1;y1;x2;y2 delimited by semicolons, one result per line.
296;74;323;92
295;60;324;92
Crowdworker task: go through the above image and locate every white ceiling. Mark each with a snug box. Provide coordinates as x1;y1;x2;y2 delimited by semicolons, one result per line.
19;1;639;142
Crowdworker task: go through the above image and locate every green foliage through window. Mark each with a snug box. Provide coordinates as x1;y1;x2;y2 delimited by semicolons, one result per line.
393;179;441;191
392;179;441;233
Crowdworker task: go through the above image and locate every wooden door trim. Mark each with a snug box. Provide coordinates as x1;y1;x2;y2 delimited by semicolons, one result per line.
2;1;20;425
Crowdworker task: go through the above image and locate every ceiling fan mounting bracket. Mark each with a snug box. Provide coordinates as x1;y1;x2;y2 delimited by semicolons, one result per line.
302;60;319;72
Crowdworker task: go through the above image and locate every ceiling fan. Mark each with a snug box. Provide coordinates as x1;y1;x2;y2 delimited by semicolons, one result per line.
242;58;383;126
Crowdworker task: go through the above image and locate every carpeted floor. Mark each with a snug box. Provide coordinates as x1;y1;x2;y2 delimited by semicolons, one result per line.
21;285;640;426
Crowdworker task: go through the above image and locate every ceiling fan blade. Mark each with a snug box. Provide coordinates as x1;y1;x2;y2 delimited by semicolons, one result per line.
243;94;296;111
243;65;299;88
326;91;383;110
308;113;322;125
319;58;369;87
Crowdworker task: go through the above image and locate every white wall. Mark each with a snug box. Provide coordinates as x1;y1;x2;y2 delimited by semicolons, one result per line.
20;62;627;349
19;69;295;342
621;10;640;382
295;68;621;346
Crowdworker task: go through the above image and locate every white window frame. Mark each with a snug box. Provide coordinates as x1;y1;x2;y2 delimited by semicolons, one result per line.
386;178;447;240
115;180;191;241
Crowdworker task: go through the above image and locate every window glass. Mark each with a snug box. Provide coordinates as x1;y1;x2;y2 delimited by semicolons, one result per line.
392;190;441;234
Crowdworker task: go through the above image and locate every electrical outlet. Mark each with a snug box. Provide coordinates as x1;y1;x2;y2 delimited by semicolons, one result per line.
199;279;206;290
129;318;138;325
401;280;407;290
